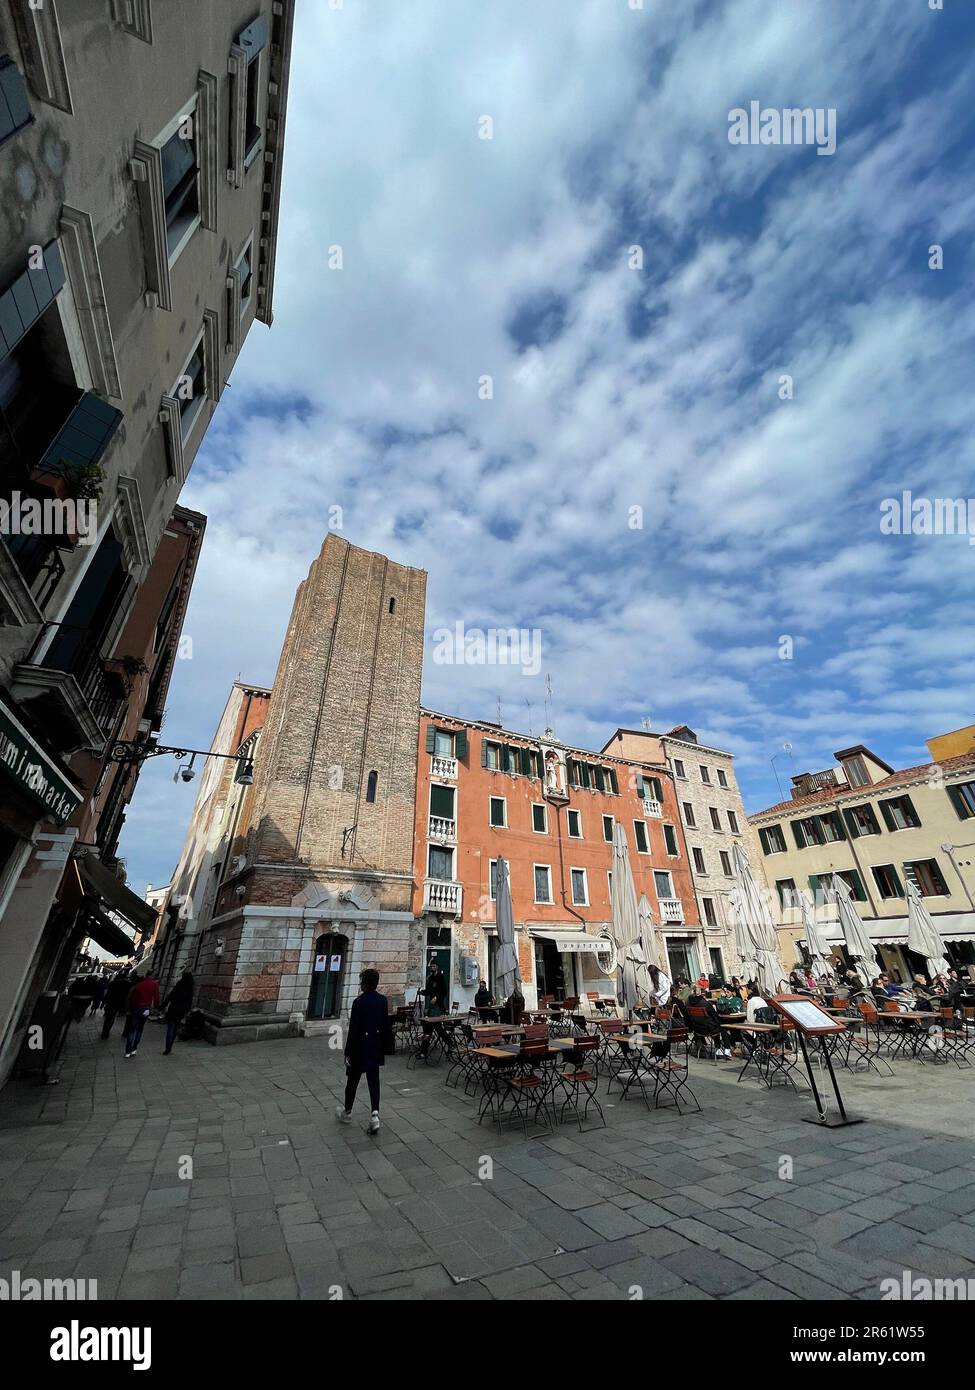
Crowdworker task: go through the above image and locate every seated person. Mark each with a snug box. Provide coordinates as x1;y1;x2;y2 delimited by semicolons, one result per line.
473;980;498;1019
687;990;733;1058
745;985;774;1024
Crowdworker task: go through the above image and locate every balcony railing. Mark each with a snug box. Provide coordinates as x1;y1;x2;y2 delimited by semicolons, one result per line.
423;879;463;916
430;754;457;780
659;898;684;924
642;798;662;818
428;816;456;843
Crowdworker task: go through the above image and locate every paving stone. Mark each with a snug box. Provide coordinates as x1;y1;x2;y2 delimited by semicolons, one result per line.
661;1248;754;1296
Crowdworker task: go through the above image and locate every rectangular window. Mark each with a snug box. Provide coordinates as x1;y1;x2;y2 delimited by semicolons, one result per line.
948;781;975;820
844;754;869;787
429;784;454;820
489;859;498;900
879;794;921;831
653;870;673;900
673;759;686;779
434;729;454;758
709;807;722;831
819;811;846;843
792;816;824;849
682;802;696;829
0;56;32;147
700;765;711;784
720;851;732;876
172;330;208;443
692;847;705;874
531;803;547;834
759;824;787;855
776;878;797;909
702;897;717;927
489;796;506;828
570;868;588;906
843;803;880;838
717;769;728;789
727;810;740;833
633;821;649;853
160;116;200;261
663;823;679;856
602;814;614;842
836;868;867;903
567;808;582;838
607;767;619;794
904;859;948;897
533;864;553;904
483;741;500;770
236;238;254;320
428;845;453;880
871;864;904;900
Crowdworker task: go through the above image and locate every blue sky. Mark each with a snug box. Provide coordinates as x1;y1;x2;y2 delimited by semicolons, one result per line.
119;0;975;894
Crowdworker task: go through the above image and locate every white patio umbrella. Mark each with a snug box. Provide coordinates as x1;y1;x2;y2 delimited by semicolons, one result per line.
730;841;789;995
798;888;833;981
831;874;878;981
494;858;521;1001
638;894;664;973
906;880;952;980
610;824;647;1009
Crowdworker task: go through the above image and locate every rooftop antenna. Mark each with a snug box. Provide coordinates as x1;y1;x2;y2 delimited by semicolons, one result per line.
524;698;534;736
641;716;652;732
544;674;553;732
496;694;503;728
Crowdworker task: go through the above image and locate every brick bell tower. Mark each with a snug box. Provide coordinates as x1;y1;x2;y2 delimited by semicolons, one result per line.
202;534;427;1041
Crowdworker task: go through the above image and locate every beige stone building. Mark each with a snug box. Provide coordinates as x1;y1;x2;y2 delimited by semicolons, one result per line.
749;743;975;982
601;726;762;982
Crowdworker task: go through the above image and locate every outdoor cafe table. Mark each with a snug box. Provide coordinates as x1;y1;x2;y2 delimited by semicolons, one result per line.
471;1023;524;1039
414;1014;465;1065
722;1021;807;1091
471;1042;569;1126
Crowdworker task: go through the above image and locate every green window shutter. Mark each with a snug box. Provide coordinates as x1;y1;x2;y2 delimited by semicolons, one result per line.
846;870;866;902
519;747;531;776
791;821;806;850
0;57;33;148
480;740;490;768
649;777;662;801
425;725;436;755
0;239;65;359
759;828;771;854
878;800;896;832
236;14;270;58
41;391;122;474
594;766;606;792
808;874;821;900
664;824;678;855
608;768;618;794
842;808;861;839
901;794;919;827
947;784;973;820
455;728;468;760
887;865;904;897
429;784;454;819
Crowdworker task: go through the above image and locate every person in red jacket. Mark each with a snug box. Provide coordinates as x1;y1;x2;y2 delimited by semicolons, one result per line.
123;973;160;1058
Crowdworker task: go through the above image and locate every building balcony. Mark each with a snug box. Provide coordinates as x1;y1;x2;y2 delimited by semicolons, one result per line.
642;797;662;818
659;898;684;924
428;815;456;843
423;878;463;917
10;626;128;755
430;754;457;780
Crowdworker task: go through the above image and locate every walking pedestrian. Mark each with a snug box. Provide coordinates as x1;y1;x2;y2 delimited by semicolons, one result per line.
100;968;131;1039
122;972;160;1058
335;969;392;1135
88;975;109;1016
161;971;194;1055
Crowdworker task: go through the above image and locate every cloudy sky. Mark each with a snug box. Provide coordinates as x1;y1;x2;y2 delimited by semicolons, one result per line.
120;0;975;894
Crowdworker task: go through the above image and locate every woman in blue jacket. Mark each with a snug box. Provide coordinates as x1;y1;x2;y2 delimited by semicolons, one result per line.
335;969;392;1135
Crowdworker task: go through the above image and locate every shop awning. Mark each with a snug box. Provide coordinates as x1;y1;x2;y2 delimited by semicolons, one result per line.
528;926;613;955
81;907;137;959
76;851;158;935
801;911;975;947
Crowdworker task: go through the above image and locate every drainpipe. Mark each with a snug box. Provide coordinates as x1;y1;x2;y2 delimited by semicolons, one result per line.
553;803;587;996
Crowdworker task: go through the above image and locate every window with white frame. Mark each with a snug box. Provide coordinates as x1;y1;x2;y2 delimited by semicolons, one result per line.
570;867;589;906
692;847;705;873
226;233;255;353
159;311;219;482
709;806;722;831
682;802;696;828
673;758;686;779
531;803;547;834
717;768;728;788
720;850;732;876
702;896;717;926
727;809;740;833
633;820;649;853
489;795;507;828
602;814;613;842
533;864;553;904
663;823;679;856
173;330;207;442
112;0;153;42
228;14;269;187
699;765;710;784
489;859;499;900
653;870;674;901
567;808;582;838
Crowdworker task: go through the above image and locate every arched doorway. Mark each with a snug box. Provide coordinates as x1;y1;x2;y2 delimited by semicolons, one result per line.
307;931;348;1019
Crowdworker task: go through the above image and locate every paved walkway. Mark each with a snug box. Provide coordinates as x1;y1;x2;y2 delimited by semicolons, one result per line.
1;1016;974;1300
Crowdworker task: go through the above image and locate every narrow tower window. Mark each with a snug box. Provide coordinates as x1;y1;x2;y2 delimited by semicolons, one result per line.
388;596;396;614
366;770;378;803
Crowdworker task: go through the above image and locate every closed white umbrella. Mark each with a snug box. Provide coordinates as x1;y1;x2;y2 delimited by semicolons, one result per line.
831;874;877;981
730;841;789;995
906;881;952;980
638;894;664;972
798;889;833;981
610;824;646;1009
494;858;521;1001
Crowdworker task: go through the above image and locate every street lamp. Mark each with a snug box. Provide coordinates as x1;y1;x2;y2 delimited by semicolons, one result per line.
108;739;255;783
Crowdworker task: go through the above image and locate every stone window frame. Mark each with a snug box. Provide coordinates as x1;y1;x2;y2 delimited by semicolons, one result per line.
10;0;73;113
58;207;123;401
532;863;553;905
488;794;507;830
227;13;270;190
632;819;650;855
158;309;220;484
225;231;255;355
111;0;153;42
530;802;547;835
569;866;589;907
566;807;582;839
129;75;218;312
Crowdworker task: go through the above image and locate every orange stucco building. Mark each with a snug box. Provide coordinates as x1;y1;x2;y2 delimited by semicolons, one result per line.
411;709;703;1009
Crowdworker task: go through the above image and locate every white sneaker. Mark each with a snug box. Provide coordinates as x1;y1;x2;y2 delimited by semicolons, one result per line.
334;1106;352;1124
367;1112;381;1135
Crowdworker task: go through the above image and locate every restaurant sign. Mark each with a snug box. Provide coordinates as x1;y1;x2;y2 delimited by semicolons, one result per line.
553;937;613;955
0;703;82;825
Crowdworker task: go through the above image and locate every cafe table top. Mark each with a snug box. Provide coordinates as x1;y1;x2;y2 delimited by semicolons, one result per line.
420;1014;466;1025
471;1024;524;1036
722;1021;799;1032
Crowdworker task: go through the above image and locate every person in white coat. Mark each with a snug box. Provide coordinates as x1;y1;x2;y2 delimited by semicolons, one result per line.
648;964;672;1007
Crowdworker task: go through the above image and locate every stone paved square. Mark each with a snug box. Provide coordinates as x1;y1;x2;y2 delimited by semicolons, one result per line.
1;1016;973;1301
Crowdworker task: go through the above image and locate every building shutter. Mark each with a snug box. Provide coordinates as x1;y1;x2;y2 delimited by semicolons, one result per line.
791;820;806;850
884;864;903;897
425;725;436;755
594;766;606;792
844;870;866;902
454;728;467;759
608;768;618;794
878;800;897;832
429;783;454;819
40;391;122;473
648;776;662;801
947;784;973;820
519;747;531;776
808;874;821;900
481;740;490;769
841;808;861;839
236;14;270;60
0;56;32;147
0;239;65;360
